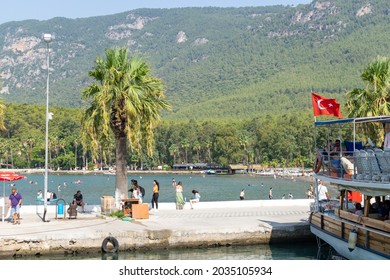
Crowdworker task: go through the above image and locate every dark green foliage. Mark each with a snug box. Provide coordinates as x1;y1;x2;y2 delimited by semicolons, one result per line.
1;1;389;120
0;1;388;169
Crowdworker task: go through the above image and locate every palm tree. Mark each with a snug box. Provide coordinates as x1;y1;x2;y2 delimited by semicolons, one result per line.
205;140;212;162
81;47;170;207
346;57;390;117
345;56;390;142
192;141;202;162
181;139;190;163
169;144;179;165
0;99;6;132
239;134;249;164
73;138;78;169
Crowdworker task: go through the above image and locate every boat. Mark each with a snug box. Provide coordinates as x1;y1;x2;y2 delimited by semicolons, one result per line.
310;116;390;260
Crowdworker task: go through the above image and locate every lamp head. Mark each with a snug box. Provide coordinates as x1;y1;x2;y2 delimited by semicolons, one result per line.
43;33;52;43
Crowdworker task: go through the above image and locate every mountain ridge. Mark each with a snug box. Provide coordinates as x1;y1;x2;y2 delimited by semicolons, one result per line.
0;0;389;121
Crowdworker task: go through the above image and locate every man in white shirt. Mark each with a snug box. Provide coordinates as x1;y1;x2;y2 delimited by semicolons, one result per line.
318;180;330;202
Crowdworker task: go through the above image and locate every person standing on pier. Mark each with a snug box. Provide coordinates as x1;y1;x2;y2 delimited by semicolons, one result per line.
9;187;22;225
269;187;273;199
151;179;160;212
175;181;185;210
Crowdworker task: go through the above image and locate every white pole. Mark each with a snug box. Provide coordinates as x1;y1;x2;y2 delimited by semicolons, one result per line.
43;33;52;222
1;182;4;223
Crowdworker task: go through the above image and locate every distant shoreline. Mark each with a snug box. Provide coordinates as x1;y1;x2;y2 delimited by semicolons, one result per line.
1;168;315;183
1;168;199;175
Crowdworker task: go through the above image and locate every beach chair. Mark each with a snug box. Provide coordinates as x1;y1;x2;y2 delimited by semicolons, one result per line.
385;149;390;168
366;149;382;181
354;150;364;180
354;150;372;180
374;148;390;181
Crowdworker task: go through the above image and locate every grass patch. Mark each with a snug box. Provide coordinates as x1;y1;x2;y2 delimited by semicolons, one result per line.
108;211;125;219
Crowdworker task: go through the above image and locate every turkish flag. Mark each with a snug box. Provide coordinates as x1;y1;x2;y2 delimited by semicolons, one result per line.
311;93;342;118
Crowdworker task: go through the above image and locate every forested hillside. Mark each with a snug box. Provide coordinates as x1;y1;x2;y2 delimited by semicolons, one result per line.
0;0;389;170
0;0;389;121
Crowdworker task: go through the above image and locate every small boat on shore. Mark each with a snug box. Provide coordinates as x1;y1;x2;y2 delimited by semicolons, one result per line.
310;116;390;260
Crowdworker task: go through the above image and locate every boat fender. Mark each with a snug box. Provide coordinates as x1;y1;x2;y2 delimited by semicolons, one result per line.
313;151;322;173
348;229;357;252
102;236;119;253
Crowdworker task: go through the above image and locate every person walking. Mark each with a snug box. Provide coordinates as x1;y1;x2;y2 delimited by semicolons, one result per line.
151;179;160;212
175;181;185;210
9;187;22;225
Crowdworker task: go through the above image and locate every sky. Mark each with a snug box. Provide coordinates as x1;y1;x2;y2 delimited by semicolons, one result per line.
1;0;312;25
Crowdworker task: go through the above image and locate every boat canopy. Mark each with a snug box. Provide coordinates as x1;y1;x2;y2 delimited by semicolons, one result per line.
315;116;390;127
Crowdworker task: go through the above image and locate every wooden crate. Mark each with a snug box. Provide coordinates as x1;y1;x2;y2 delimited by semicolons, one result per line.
132;203;149;219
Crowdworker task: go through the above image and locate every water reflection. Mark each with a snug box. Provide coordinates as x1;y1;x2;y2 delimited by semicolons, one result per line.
8;242;318;260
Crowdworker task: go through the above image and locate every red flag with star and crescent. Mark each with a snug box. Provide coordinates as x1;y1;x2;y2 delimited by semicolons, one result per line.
311;93;342;118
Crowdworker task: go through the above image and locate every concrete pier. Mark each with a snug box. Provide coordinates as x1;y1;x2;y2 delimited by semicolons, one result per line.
0;199;314;258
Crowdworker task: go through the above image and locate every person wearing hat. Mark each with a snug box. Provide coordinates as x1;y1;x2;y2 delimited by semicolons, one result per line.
73;190;85;212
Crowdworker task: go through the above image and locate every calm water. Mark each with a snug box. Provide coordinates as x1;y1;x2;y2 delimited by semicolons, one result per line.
4;172;336;206
13;242;319;260
3;172;327;260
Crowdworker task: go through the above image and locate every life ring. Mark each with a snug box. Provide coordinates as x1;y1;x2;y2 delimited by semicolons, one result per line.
313;152;322;173
101;236;119;253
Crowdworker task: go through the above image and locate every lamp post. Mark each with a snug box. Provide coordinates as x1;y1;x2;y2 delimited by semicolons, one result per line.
43;33;52;222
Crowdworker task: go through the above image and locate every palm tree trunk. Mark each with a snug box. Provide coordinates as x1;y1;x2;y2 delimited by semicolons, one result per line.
115;135;128;209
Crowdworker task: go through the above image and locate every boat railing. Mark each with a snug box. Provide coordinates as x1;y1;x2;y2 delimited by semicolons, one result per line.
312;210;390;240
310;199;339;213
336;209;390;236
317;147;390;183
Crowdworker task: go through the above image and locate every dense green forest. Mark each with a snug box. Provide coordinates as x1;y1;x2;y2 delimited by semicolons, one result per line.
0;0;389;170
0;0;389;120
0;103;315;170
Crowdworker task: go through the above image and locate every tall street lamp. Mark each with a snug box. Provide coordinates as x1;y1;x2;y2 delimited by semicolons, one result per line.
43;33;52;222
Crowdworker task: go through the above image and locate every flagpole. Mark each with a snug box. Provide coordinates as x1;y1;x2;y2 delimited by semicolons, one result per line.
312;91;317;163
312;90;317;123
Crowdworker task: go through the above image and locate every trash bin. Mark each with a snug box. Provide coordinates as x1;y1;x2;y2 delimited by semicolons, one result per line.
101;196;114;214
57;203;64;215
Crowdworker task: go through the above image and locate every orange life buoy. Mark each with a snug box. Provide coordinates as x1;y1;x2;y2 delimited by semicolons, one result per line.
313;152;322;173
